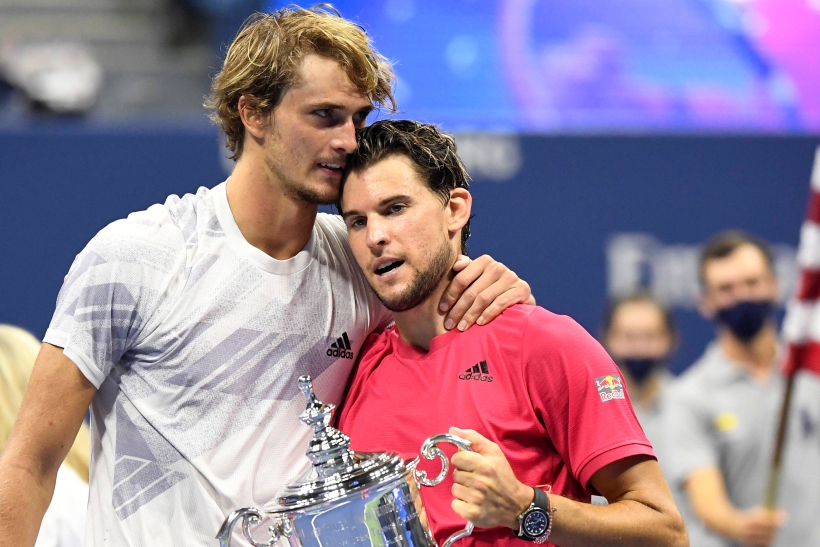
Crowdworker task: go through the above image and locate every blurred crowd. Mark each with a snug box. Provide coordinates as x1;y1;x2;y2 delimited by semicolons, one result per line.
601;230;820;547
0;0;261;116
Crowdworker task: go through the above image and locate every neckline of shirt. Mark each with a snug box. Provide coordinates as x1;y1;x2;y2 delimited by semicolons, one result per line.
704;342;785;386
392;325;465;361
212;180;316;275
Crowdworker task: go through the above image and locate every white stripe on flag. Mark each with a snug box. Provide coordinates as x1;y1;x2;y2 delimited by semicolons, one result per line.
797;221;820;268
812;146;820;192
782;299;815;344
807;307;820;345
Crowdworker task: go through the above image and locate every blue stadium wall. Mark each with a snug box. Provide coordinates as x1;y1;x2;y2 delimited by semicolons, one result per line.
1;124;816;373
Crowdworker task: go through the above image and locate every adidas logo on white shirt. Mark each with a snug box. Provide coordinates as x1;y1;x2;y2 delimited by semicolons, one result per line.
327;332;354;359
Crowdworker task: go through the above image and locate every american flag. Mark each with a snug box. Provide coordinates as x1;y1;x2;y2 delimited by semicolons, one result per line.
765;145;820;509
782;145;820;378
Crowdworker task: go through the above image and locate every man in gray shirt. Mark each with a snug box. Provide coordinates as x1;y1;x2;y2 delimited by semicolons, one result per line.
664;230;820;547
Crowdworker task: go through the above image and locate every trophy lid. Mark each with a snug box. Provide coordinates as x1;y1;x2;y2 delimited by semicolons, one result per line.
270;375;414;512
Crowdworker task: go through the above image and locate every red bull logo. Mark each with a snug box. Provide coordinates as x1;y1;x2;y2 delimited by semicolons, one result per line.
594;374;625;402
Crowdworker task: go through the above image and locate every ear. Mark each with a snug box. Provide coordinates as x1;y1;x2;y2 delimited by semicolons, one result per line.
238;95;268;140
447;188;472;236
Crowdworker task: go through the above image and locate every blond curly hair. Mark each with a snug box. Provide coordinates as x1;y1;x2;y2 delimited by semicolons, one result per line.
206;4;396;160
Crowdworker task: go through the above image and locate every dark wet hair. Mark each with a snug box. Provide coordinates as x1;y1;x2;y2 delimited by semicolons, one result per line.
340;119;471;253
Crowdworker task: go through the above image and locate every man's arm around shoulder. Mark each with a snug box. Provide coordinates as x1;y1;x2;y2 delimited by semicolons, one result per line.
0;344;96;547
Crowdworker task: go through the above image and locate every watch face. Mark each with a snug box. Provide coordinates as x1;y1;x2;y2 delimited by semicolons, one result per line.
523;509;549;537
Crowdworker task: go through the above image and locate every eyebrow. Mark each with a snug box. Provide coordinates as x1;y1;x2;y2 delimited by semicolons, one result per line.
309;102;374;116
341;195;411;220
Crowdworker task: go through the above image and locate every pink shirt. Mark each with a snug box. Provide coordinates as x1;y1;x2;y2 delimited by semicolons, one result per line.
336;305;654;547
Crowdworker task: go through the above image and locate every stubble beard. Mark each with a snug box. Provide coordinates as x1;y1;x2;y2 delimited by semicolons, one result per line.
375;236;455;313
287;176;339;205
264;149;340;206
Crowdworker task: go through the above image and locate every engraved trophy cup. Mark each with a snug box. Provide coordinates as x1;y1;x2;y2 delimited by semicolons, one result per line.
216;375;474;547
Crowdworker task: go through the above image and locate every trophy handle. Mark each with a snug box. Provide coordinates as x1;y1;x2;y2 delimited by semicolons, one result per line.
414;433;475;547
216;507;291;547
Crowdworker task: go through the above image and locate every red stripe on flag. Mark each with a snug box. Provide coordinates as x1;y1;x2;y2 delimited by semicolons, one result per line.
807;190;820;225
797;269;820;301
783;342;820;377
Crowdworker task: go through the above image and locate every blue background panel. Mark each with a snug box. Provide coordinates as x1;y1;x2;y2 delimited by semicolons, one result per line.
1;126;815;373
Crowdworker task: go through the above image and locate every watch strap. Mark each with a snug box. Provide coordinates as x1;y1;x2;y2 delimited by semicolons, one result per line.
533;487;549;513
535;487;555;544
517;487;556;543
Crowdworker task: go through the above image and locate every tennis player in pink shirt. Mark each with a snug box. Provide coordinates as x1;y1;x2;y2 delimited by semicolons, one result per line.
335;120;687;547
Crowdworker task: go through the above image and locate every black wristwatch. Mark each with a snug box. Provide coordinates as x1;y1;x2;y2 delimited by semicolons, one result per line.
516;487;556;544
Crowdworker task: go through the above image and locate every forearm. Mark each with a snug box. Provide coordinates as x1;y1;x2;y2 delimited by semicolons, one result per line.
685;468;763;543
447;432;686;547
547;493;688;547
0;343;97;547
691;489;741;539
0;454;56;547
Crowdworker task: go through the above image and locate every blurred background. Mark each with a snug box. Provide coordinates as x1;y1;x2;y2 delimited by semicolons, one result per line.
0;0;818;373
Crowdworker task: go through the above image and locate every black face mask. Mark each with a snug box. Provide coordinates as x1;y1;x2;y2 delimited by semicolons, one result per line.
716;300;774;342
620;358;661;384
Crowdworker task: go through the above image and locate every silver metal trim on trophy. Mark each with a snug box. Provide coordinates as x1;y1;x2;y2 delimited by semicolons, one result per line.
216;375;475;547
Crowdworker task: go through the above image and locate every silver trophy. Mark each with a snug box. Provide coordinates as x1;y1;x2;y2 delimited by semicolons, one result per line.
216;375;475;547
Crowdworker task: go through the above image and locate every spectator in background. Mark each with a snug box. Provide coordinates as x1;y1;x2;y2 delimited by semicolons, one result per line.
664;230;820;547
602;293;722;547
602;293;676;440
0;325;89;547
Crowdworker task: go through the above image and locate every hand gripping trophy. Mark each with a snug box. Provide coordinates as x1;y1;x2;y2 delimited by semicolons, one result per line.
216;375;475;547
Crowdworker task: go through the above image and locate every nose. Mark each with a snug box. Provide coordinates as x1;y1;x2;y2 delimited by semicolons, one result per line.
330;118;358;155
366;216;390;249
733;285;754;302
